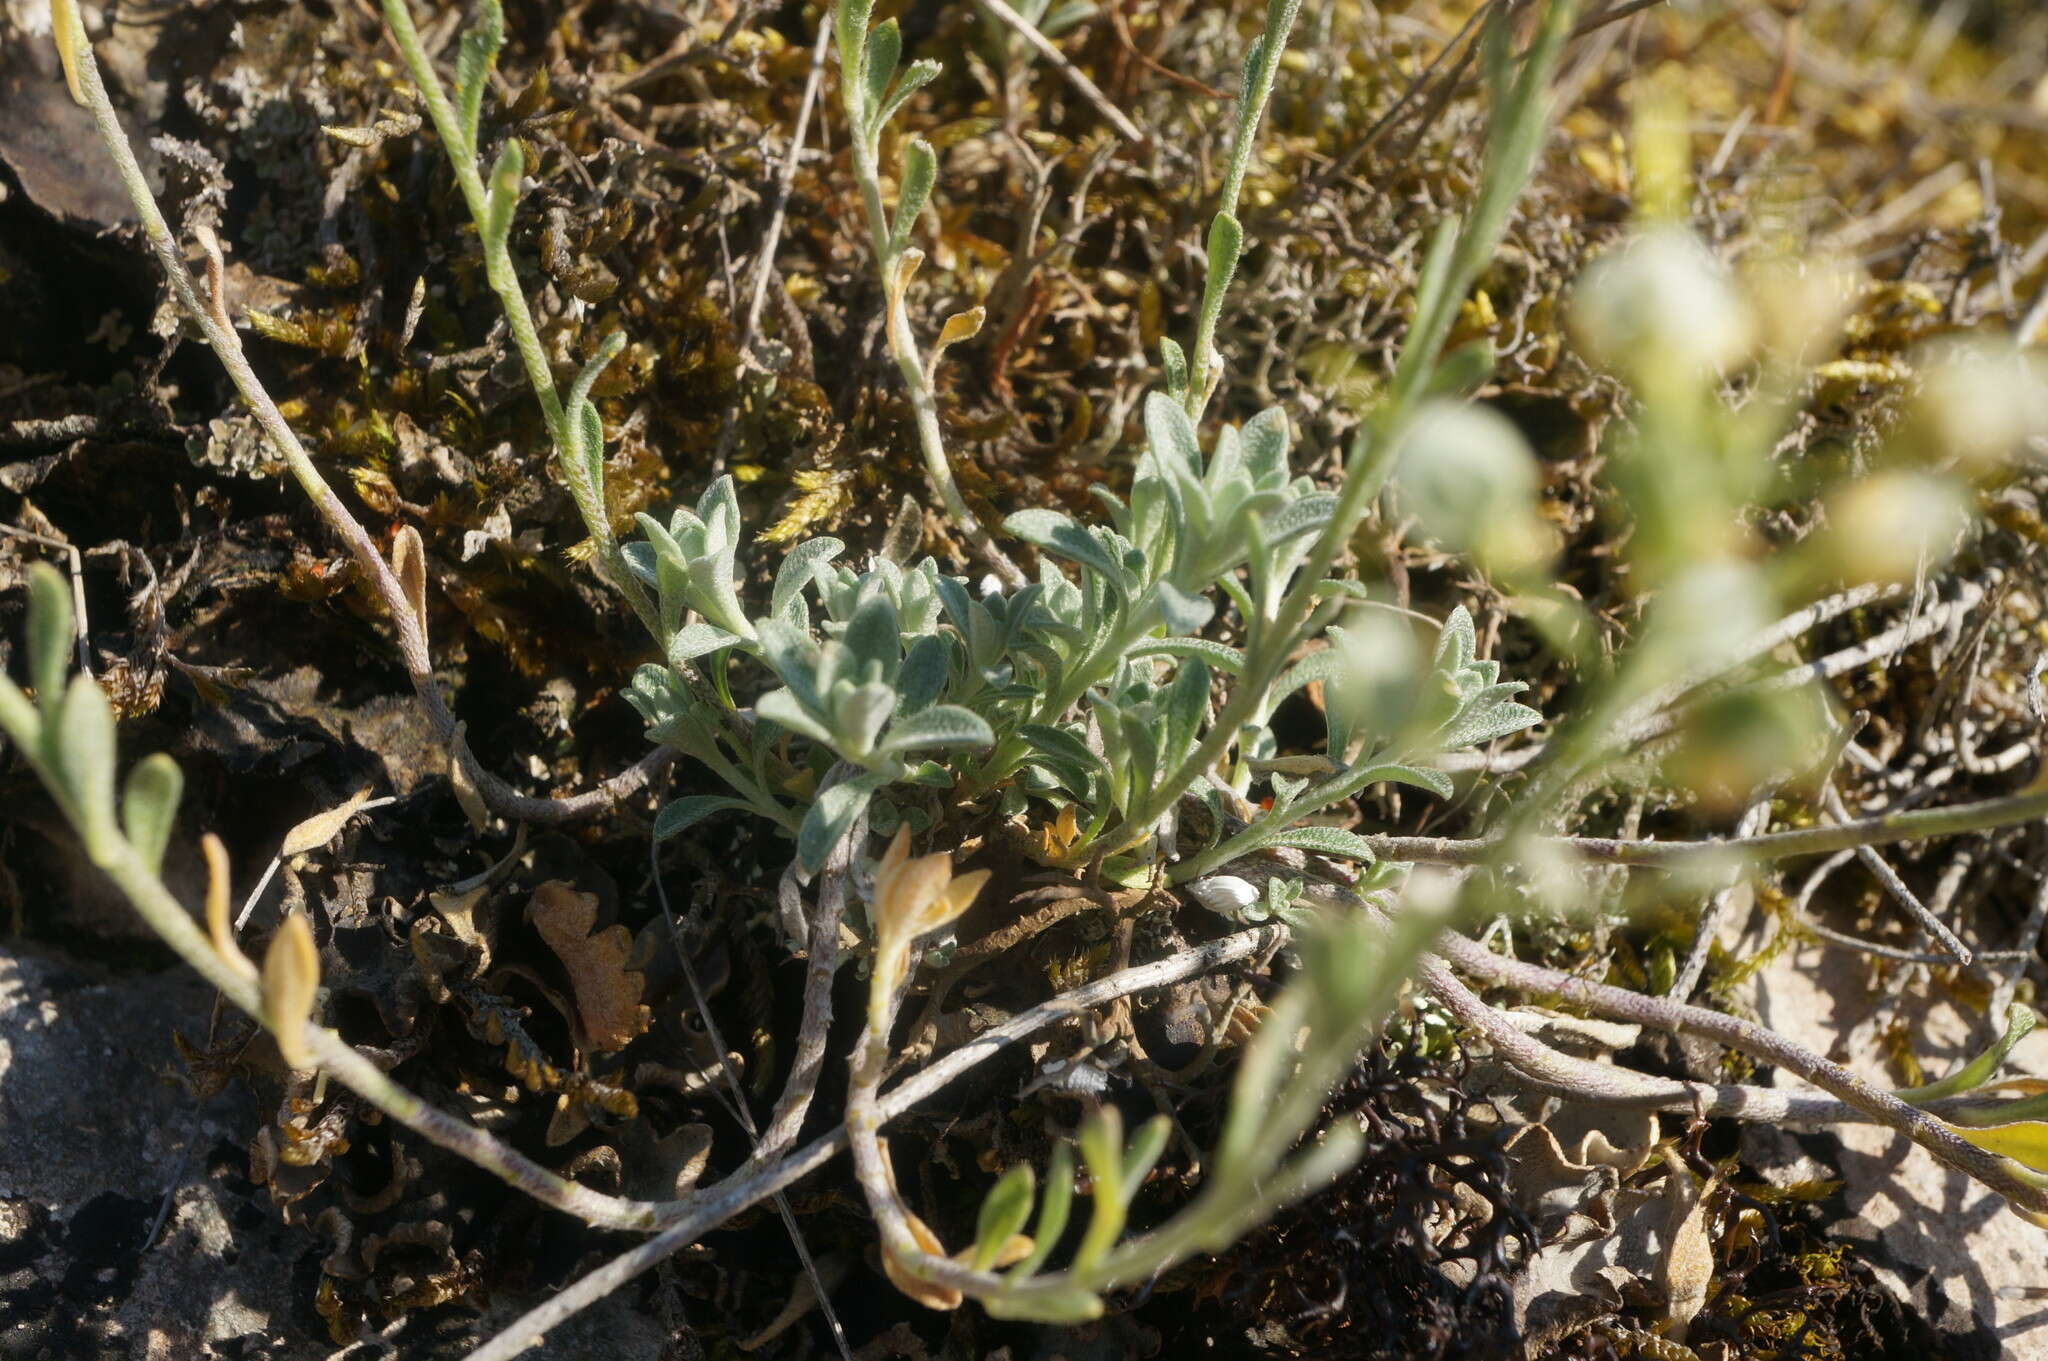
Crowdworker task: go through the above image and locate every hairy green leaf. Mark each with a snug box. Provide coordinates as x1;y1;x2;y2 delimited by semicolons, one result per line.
481;137;524;250
797;773;885;874
121;752;183;874
1129;637;1245;674
26;561;71;717
1005;509;1123;583
48;673;117;846
971;1163;1036;1271
655;795;754;841
453;0;505;156
863;19;902;125
1261;825;1377;863
880;703;994;756
890;137;937;256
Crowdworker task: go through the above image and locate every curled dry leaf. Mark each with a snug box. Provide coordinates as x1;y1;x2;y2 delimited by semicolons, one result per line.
203;831;257;983
390;524;428;634
884;1210;962;1311
926;304;985;380
279;787;376;858
1660;1160;1719;1336
428;884;490;968
448;724;491;832
528;880;652;1052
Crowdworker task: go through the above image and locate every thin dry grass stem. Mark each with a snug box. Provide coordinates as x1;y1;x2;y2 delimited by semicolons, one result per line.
0;524;91;675
973;0;1147;144
1667;798;1770;1000
1821;782;1974;963
1361;780;2048;870
715;19;833;473
1991;850;2048;1018
1441;580;1936;775
649;785;855;1361
93;830;679;1231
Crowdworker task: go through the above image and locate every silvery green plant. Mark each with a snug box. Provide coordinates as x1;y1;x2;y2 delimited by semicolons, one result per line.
617;387;1540;884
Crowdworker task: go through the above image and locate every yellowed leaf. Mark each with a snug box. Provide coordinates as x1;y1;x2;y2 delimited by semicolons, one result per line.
202;832;257;983
528;881;651;1052
955;1234;1033;1271
936;306;985;350
927;305;986;380
279;787;374;858
51;0;84;104
1955;1120;2048;1173
390;524;428;635
262;912;321;1070
883;1210;962;1311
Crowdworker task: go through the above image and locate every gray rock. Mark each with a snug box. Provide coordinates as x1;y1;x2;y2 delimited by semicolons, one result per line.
1746;937;2048;1360
0;944;668;1359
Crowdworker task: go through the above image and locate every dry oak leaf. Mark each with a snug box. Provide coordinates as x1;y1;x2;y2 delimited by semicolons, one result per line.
528;881;652;1052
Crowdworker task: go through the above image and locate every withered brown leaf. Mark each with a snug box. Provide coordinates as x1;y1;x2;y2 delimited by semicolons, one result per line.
279;787;377;858
528;881;652;1052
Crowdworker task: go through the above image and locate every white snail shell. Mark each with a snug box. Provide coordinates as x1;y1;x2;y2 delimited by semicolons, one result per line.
1186;874;1260;917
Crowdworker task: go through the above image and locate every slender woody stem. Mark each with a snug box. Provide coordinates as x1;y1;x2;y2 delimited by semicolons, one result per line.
1432;927;2048;1215
835;14;1028;588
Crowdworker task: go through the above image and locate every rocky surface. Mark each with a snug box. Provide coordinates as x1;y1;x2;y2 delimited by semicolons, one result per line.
0;945;666;1360
1747;936;2048;1361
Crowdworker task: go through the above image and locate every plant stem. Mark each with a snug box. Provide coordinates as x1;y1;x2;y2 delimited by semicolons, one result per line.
380;0;658;631
56;0;674;825
1118;1;1574;849
835;18;1027;588
468;924;1284;1359
1186;0;1306;419
89;830;668;1229
1433;926;2048;1215
1354;784;2048;869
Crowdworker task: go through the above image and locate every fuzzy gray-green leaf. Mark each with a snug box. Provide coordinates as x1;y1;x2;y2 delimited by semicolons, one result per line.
797;773;885;874
756;687;837;749
453;0;504;155
879;704;992;756
121;753;183;874
1005;509;1123;583
863;18;901;127
971;1163;1036;1271
773;537;845;624
481;138;524;250
1261;824;1377;863
1143;390;1203;482
890;137;937;257
48;673;117;846
872;58;941;131
1160;338;1188;397
667;623;746;666
26;561;72;718
655;795;754;842
1129;637;1245;674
